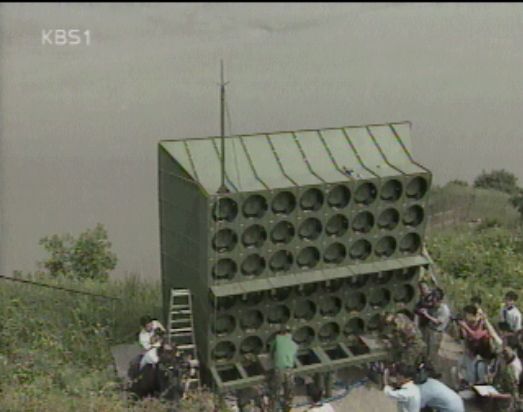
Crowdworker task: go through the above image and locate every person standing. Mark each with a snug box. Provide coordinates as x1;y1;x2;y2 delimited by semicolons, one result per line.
457;305;492;359
488;345;522;412
415;281;436;335
454;305;494;389
268;324;298;412
382;312;427;370
500;291;522;333
418;288;451;364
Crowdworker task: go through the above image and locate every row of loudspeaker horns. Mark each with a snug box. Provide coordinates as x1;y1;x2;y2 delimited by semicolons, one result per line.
209;269;419;310
210;284;416;336
209;267;419;310
212;177;429;222
212;205;424;252
209;311;414;362
212;233;422;279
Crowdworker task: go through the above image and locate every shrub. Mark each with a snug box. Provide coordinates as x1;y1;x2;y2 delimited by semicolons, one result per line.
448;179;469;187
427;226;523;318
510;190;523;220
473;169;520;195
38;224;117;281
0;274;176;411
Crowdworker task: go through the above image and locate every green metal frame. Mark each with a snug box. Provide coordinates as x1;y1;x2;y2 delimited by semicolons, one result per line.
158;121;433;388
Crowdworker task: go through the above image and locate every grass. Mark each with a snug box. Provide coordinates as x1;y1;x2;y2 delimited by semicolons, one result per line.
427;181;521;227
1;183;521;411
426;182;523;319
0;273;228;412
427;220;523;319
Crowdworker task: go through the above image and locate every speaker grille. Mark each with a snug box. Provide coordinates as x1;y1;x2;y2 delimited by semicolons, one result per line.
243;194;268;218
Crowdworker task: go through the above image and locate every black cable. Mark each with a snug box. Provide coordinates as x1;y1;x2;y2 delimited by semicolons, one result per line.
0;274;120;301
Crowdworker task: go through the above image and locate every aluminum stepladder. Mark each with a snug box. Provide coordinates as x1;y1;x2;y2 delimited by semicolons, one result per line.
168;288;201;391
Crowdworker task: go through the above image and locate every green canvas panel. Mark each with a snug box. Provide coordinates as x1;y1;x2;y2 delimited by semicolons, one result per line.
186;139;224;194
293;131;347;183
320;129;374;180
239;135;295;189
367;125;424;175
267;133;323;186
159;122;426;194
391;123;413;155
211;136;267;192
343;127;399;178
160;142;199;186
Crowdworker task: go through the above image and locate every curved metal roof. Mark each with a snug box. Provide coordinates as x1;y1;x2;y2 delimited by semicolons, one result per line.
160;121;428;195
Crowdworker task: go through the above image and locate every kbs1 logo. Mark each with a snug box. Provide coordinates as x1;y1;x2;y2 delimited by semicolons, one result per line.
41;29;91;46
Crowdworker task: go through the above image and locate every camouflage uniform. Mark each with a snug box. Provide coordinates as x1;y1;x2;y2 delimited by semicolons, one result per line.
491;359;521;412
385;313;427;369
268;332;297;412
267;368;294;412
313;371;333;398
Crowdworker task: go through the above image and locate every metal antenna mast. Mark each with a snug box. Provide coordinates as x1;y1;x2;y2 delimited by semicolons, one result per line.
218;60;229;194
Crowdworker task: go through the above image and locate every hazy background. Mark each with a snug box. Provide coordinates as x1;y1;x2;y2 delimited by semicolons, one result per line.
0;3;522;280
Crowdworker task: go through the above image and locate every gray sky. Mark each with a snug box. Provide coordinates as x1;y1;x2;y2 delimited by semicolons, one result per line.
0;3;522;279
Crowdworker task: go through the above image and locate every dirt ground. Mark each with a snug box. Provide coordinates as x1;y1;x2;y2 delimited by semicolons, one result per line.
111;335;485;411
289;333;484;412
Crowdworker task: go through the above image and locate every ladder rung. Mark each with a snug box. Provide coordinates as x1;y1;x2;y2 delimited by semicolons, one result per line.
171;331;192;336
172;290;190;296
169;289;198;371
171;327;193;333
171;309;191;313
177;344;195;350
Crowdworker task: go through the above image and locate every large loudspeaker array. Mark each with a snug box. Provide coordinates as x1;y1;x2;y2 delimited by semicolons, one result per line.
205;175;430;368
210;177;428;284
208;267;421;363
159;122;433;386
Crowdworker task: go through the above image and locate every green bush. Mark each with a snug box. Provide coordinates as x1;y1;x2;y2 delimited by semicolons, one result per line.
427;226;523;318
38;224;117;282
428;182;520;228
510;190;523;219
473;169;520;195
0;274;217;411
448;179;469;187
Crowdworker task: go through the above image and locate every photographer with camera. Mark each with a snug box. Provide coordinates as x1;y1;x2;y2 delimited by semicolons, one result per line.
139;315;166;351
417;287;451;365
451;303;502;393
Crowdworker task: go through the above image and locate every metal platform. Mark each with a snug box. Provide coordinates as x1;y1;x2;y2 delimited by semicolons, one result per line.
210;335;388;392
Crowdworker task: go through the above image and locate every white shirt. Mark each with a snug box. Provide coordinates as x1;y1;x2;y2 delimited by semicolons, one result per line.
429;303;451;332
139;320;165;350
500;305;522;332
139;347;159;369
308;403;335;412
508;355;523;384
384;381;421;412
